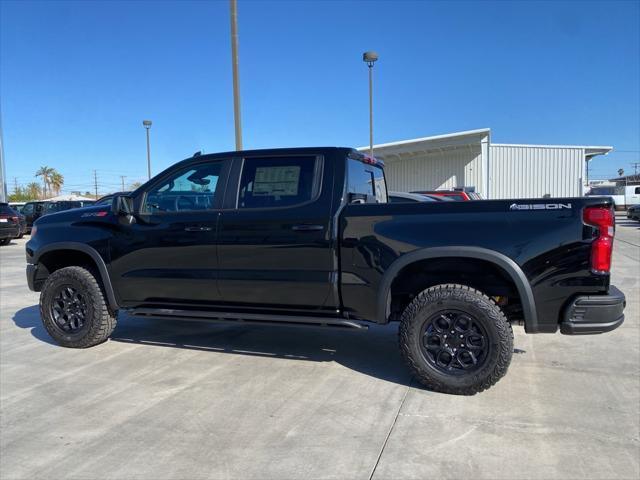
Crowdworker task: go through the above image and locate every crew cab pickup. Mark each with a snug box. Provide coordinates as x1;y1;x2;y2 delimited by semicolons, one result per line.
25;148;626;394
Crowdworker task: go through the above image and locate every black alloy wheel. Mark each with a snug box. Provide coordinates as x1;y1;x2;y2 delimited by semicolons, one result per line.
50;285;88;334
421;310;489;374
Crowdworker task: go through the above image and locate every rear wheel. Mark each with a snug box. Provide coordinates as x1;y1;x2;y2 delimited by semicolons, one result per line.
0;238;11;245
40;266;117;348
399;284;513;395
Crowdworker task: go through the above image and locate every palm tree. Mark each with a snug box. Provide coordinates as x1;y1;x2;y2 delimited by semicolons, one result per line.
26;182;42;200
35;166;55;198
50;171;64;196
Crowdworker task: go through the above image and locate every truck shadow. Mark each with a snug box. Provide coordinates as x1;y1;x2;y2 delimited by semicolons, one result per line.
12;305;58;346
12;305;413;387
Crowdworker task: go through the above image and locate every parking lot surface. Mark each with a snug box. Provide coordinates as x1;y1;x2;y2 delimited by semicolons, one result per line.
1;215;638;480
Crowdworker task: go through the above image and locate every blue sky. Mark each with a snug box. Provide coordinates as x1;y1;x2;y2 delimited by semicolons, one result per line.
1;0;639;195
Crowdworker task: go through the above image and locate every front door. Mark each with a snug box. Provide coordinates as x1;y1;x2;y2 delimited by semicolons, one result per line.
109;157;229;306
216;153;336;313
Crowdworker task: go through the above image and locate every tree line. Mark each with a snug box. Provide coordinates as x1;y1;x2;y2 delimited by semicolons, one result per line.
9;166;65;202
8;166;144;202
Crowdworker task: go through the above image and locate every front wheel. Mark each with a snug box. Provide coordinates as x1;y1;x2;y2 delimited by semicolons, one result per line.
40;266;117;348
399;284;513;395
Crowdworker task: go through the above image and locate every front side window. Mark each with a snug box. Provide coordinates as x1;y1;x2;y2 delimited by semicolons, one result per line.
347;159;387;204
22;204;34;215
143;161;222;213
238;156;319;209
635;187;640;194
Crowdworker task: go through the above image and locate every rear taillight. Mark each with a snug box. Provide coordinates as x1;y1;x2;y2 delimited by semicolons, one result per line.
583;206;615;274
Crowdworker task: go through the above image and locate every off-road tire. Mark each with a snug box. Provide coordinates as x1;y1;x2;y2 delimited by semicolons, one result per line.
40;266;117;348
399;284;513;395
0;238;11;245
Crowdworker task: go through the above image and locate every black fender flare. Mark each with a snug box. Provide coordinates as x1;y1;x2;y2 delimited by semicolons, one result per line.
377;246;538;332
33;242;119;311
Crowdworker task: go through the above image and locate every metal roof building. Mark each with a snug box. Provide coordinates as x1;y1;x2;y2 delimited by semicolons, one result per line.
359;129;612;199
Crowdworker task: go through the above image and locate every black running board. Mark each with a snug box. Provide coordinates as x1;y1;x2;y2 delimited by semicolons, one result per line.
127;308;369;330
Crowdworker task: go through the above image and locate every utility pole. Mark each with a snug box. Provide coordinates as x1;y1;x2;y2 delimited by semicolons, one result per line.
93;170;98;198
120;176;126;191
229;0;243;150
362;51;379;158
143;120;152;179
13;177;18;194
631;162;640;175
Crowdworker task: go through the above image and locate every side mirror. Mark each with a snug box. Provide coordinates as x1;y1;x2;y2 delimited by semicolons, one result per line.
112;195;136;224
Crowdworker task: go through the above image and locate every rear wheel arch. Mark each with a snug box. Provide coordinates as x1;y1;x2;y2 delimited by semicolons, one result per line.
377;246;538;332
34;243;119;312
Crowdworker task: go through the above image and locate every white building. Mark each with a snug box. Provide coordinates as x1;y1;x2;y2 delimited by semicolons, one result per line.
359;129;612;199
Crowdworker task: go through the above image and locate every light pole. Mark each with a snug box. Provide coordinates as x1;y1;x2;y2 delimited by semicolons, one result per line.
142;120;152;179
363;51;378;158
229;0;243;150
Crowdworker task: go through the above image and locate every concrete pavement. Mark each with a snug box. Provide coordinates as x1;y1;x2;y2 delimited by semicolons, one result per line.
1;216;638;479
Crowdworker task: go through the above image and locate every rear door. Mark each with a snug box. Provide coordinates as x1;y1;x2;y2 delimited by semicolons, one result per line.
216;153;336;313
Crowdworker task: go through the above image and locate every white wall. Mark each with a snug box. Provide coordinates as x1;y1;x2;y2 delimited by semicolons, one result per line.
489;145;584;199
384;146;484;195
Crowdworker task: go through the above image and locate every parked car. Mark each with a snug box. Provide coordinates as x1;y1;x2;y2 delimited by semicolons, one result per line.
627;204;640;221
585;185;640;210
0;203;22;245
411;188;481;201
9;202;26;212
26;147;625;395
21;201;46;233
42;200;94;216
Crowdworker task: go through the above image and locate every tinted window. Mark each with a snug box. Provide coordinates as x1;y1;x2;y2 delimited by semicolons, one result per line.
635;187;640;194
589;186;617;195
22;204;34;215
0;204;14;214
238;156;319;209
144;161;222;213
347;159;387;204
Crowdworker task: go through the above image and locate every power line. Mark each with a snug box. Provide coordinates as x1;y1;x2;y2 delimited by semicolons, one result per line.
93;170;98;198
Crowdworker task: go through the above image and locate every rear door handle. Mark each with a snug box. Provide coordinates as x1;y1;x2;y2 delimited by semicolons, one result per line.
291;224;324;232
184;226;213;232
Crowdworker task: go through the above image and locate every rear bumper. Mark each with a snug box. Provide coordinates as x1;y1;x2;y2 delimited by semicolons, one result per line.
560;285;625;335
1;226;20;239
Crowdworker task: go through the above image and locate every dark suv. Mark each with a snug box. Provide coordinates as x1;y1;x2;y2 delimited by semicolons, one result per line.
0;203;22;245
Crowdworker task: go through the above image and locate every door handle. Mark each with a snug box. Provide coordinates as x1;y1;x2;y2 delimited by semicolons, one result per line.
184;226;213;232
291;224;324;232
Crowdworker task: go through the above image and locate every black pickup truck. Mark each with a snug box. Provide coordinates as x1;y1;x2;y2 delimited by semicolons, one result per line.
25;148;626;394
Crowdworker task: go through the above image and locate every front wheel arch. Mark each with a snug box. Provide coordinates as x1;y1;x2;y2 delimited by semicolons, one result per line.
33;242;119;311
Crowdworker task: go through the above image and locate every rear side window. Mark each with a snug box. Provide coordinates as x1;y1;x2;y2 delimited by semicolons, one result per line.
238;156;320;209
347;159;387;204
635;187;640;194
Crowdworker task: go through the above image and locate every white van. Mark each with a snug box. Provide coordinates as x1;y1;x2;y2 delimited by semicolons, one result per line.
623;185;640;207
587;185;640;209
